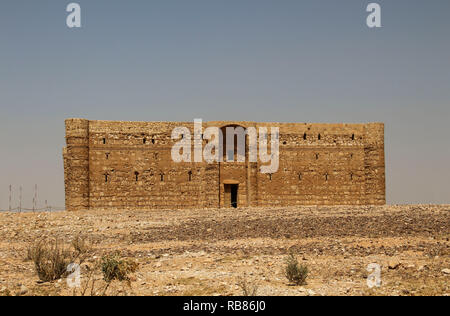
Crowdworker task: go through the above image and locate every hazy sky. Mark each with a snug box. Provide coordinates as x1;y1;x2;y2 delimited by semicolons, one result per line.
1;0;449;209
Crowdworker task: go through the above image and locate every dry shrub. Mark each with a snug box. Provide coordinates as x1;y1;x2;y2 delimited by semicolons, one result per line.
0;288;12;297
72;261;118;296
27;239;75;282
76;264;111;296
101;253;138;283
71;234;91;256
26;236;91;283
237;276;259;296
285;253;308;286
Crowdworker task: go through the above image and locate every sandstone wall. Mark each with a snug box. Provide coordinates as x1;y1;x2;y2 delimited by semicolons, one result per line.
63;119;385;211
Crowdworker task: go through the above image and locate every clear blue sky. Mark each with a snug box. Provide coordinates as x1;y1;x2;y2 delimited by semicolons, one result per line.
1;0;449;208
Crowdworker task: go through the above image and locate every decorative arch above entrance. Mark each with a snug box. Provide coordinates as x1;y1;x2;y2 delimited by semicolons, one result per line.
216;123;257;209
219;124;248;162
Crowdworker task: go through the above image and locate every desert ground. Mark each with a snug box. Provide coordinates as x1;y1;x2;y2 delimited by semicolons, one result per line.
0;205;448;296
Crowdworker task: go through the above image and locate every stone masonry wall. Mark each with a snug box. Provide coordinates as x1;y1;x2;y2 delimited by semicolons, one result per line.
63;119;385;211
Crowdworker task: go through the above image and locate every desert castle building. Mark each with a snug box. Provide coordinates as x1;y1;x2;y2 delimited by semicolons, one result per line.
63;119;385;211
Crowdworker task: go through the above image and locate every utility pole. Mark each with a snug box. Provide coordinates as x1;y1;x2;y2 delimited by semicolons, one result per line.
9;185;12;212
19;186;22;213
33;184;37;212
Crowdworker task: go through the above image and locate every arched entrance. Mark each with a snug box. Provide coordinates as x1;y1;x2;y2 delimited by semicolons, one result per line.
218;124;248;208
219;124;247;162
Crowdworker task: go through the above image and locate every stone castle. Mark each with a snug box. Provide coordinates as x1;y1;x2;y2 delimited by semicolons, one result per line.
63;119;385;211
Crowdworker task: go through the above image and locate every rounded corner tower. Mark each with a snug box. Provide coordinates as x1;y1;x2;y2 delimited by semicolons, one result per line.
64;118;90;211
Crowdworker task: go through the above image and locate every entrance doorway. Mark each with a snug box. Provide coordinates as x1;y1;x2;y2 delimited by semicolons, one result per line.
224;184;239;208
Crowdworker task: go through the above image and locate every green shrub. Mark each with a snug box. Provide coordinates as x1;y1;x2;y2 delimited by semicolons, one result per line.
101;253;138;283
284;253;308;286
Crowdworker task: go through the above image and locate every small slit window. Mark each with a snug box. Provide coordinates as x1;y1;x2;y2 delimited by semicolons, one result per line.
151;138;155;144
143;138;147;144
298;173;302;181
188;171;192;182
104;174;109;183
160;173;164;182
105;153;110;160
102;138;106;144
351;134;355;140
135;171;139;182
316;153;319;160
325;173;329;181
350;172;354;181
269;173;273;181
303;133;307;140
318;134;321;140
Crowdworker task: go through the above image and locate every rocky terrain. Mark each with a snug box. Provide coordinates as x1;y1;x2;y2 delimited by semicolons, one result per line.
0;205;448;296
